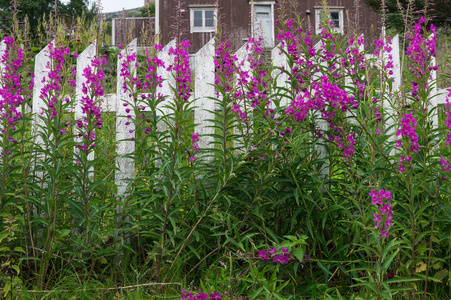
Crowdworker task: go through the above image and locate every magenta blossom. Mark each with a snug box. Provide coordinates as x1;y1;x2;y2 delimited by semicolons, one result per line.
369;188;393;238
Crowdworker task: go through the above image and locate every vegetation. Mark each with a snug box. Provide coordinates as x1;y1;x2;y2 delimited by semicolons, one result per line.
0;0;96;39
0;0;450;299
363;0;451;31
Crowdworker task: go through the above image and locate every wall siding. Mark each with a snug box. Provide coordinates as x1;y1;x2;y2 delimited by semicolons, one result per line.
159;0;381;53
113;18;155;46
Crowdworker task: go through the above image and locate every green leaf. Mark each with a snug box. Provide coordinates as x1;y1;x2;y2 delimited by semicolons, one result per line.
0;231;9;243
3;282;11;297
12;264;20;275
433;269;449;282
382;248;400;273
13;247;25;253
292;247;305;262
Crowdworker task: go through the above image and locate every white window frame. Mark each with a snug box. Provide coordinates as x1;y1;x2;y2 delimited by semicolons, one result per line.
190;7;217;33
250;1;276;48
314;8;344;35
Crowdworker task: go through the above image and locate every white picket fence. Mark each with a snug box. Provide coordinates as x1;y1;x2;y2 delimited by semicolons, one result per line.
0;34;449;196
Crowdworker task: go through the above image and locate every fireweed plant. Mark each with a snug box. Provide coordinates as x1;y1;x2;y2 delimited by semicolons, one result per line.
0;36;27;298
2;0;451;298
33;42;76;290
0;37;25;199
73;50;107;280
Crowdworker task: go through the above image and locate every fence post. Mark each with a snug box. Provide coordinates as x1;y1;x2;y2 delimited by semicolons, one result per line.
235;42;251;73
429;34;439;128
115;38;137;197
194;38;215;150
32;42;53;147
271;42;290;107
0;41;5;151
0;40;5;73
157;39;176;116
344;34;365;125
233;42;253;149
313;41;329;180
382;34;401;153
75;42;97;164
392;34;401;92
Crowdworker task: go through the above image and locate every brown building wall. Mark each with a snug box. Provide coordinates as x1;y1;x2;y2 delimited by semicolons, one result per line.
114;18;155;46
158;0;381;53
159;0;252;52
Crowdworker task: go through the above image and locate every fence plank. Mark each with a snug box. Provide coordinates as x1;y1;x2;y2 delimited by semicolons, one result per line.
0;40;6;74
392;34;401;92
157;39;176;115
345;34;365;124
233;42;253;149
271;42;289;107
32;42;53;147
0;41;5;151
313;41;329;179
194;38;215;150
384;34;400;152
429;34;439;128
75;42;97;163
115;39;137;197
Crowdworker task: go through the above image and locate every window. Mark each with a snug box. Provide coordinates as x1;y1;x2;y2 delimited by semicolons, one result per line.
190;8;216;33
253;3;275;48
315;8;344;35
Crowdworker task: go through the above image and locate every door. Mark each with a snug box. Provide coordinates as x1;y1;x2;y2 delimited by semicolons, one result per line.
254;5;274;48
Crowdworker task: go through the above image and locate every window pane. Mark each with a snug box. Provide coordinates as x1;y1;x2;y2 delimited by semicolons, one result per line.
194;18;203;27
256;12;270;19
194;11;203;27
330;12;339;20
330;12;340;28
205;10;214;19
194;11;202;19
205;11;214;27
205;18;214;27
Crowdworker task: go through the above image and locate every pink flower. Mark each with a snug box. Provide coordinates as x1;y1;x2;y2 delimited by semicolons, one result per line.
369;188;393;238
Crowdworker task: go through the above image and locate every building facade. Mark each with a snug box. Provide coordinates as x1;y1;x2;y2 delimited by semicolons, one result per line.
155;0;381;53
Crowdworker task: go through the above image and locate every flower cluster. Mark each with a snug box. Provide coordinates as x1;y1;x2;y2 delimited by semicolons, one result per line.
396;113;419;171
406;16;437;80
168;40;192;102
76;56;106;151
257;246;291;264
374;36;395;88
285;75;356;159
233;36;269;121
119;43;166;141
277;20;315;94
143;43;165;97
441;89;451;174
187;132;200;162
119;51;141;94
214;39;237;97
444;89;451;146
40;44;72;119
181;290;250;300
181;290;222;300
345;35;367;99
369;189;393;238
0;36;25;138
345;35;366;74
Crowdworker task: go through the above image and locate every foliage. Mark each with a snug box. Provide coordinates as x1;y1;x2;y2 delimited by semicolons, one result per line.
138;3;156;18
0;0;96;40
363;0;451;31
0;0;451;299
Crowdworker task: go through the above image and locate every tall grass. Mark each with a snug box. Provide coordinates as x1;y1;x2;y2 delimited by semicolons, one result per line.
0;0;450;299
